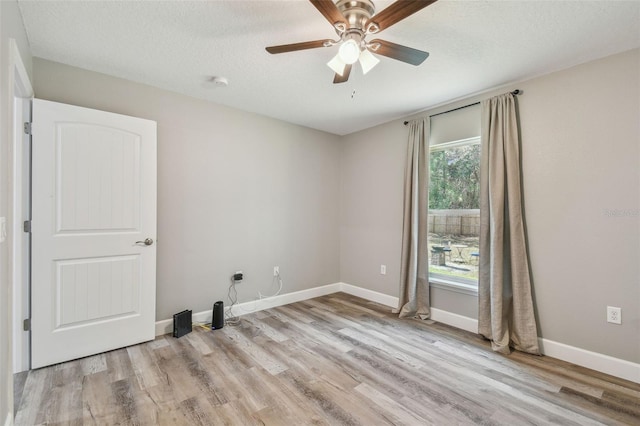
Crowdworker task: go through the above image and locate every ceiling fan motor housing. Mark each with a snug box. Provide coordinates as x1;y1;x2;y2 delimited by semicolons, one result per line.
336;0;375;33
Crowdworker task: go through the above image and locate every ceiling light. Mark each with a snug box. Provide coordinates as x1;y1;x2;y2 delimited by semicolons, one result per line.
358;49;380;75
327;54;347;76
338;39;360;64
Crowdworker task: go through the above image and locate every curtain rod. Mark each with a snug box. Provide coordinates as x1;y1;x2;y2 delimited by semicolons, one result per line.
403;89;521;125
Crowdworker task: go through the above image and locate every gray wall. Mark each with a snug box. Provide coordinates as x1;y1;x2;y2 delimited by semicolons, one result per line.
0;0;33;422
340;48;640;363
339;121;406;294
33;58;342;321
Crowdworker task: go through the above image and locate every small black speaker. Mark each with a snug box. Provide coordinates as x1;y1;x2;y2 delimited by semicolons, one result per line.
212;301;224;330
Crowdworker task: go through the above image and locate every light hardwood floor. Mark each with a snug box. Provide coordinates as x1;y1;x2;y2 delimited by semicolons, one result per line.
14;293;640;425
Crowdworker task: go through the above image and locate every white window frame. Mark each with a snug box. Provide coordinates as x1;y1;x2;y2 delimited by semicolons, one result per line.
428;136;480;295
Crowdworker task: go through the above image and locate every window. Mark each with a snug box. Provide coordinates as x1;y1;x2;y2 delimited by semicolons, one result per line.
428;136;480;289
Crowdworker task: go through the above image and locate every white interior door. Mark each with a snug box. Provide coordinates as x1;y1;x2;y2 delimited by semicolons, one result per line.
31;99;157;369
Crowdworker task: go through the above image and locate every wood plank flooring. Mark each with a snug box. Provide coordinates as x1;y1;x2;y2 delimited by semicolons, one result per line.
14;293;640;425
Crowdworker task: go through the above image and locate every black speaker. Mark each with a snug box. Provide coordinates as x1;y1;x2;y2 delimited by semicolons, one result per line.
212;301;224;330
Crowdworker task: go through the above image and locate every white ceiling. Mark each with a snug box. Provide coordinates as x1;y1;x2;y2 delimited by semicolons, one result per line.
18;0;640;135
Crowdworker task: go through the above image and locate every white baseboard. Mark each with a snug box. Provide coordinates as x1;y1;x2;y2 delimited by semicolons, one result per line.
155;283;341;336
425;309;640;384
339;282;399;308
538;337;640;384
154;281;639;384
227;283;342;318
4;412;12;426
430;307;478;333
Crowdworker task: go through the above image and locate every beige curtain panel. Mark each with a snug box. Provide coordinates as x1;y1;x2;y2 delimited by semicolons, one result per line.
478;93;540;355
398;118;431;319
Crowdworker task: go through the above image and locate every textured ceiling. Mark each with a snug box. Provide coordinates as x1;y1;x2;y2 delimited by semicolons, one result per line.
18;0;640;135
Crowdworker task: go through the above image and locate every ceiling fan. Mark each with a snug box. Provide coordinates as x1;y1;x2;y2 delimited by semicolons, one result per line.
265;0;437;84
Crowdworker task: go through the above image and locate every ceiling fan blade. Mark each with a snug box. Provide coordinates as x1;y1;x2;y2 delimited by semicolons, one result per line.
309;0;347;29
366;0;438;33
369;39;429;65
333;64;352;84
266;40;332;54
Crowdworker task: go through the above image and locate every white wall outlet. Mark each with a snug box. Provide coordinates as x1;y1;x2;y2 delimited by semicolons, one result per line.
607;306;621;324
380;264;386;275
273;266;279;276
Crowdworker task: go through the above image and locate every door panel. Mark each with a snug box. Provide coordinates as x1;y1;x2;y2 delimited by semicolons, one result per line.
55;255;140;328
57;124;140;232
31;99;156;369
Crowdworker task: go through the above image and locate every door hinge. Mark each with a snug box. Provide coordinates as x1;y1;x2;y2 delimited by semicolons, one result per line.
23;122;32;135
23;318;31;331
23;220;31;233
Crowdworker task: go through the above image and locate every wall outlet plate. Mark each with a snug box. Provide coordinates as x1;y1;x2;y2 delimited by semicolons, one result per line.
607;306;621;324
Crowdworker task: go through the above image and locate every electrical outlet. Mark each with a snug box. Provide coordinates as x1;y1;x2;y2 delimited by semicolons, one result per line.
380;264;386;275
273;266;279;276
607;306;621;324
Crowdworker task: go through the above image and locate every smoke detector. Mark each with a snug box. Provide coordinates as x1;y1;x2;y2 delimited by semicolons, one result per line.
210;76;229;87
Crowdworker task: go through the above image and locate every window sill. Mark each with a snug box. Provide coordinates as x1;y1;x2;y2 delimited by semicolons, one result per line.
429;278;478;296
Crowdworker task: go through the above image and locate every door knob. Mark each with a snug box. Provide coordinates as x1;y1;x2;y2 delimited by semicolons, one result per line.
136;238;154;246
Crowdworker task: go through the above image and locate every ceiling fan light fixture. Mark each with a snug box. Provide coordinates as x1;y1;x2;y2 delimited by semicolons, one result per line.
359;48;379;74
266;0;436;84
338;39;361;64
327;54;347;76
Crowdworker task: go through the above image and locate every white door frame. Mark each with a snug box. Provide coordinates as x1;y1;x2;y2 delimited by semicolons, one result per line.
10;39;34;373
